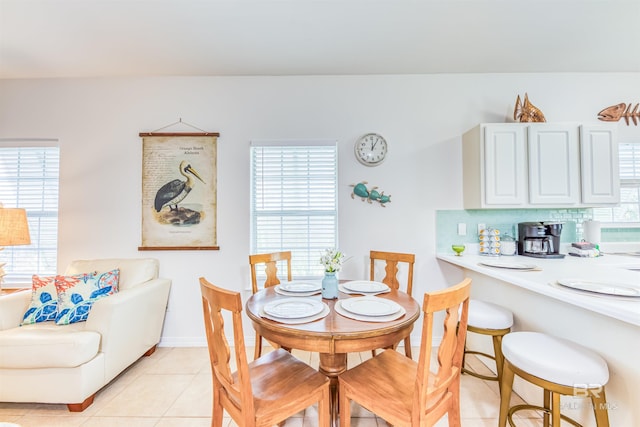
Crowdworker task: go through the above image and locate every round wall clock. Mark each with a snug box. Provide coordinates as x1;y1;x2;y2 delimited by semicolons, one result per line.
354;133;387;166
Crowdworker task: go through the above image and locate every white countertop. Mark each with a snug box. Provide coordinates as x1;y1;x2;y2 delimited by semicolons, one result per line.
437;251;640;327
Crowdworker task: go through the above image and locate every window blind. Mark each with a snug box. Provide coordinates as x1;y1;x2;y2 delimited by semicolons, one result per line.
250;140;338;277
593;141;640;224
619;141;640;184
0;144;59;283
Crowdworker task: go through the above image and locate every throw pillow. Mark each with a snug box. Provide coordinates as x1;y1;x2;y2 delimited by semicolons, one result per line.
21;275;58;325
54;269;120;325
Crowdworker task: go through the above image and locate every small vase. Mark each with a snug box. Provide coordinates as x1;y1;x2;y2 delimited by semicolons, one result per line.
322;272;338;299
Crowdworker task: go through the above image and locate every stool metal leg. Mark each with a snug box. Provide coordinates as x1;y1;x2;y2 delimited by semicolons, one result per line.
543;389;551;427
591;388;611;427
463;325;510;384
552;391;561;426
498;360;515;427
492;333;505;392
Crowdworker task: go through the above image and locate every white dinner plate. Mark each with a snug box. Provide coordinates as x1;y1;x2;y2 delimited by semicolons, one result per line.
335;300;406;322
478;261;538;270
279;281;322;293
263;298;325;319
338;284;390;295
556;278;640;297
260;304;330;324
274;286;321;297
340;296;401;316
342;280;389;293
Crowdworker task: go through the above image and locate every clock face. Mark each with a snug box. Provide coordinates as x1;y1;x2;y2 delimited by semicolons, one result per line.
355;133;387;166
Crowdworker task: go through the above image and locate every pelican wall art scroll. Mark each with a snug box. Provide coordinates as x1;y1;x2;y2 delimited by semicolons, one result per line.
598;102;640;126
154;160;205;225
513;93;547;123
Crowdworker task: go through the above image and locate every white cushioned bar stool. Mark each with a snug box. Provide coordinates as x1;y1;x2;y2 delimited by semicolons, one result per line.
499;331;610;427
463;299;513;390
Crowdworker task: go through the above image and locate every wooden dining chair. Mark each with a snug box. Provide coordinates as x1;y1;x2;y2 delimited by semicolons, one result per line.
249;251;292;359
199;277;330;427
370;250;415;357
338;277;471;427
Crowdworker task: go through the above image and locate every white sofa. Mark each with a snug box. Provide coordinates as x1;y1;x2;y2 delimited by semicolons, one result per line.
0;258;171;411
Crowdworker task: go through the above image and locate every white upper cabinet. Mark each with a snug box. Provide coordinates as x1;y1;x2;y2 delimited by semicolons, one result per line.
463;123;619;209
527;124;580;205
580;124;620;204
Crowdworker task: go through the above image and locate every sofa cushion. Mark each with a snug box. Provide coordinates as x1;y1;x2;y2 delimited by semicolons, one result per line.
0;323;100;368
55;269;119;325
21;275;58;325
65;258;158;291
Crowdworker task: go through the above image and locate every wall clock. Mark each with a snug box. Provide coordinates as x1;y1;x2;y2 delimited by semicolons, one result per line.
354;133;387;166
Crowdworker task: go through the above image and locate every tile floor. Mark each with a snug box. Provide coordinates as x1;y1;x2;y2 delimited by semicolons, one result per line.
0;346;543;426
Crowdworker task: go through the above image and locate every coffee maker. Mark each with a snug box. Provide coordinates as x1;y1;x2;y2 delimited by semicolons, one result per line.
518;222;565;258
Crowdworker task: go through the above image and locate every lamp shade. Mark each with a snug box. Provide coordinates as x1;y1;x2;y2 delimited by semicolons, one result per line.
0;208;31;246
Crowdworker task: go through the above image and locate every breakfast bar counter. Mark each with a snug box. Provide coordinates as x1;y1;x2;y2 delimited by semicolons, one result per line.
437;251;640;427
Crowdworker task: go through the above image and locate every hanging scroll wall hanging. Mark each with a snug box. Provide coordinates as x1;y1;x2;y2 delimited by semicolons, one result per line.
138;127;220;250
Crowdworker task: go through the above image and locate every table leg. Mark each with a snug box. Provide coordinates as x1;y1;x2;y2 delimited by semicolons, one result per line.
319;352;347;427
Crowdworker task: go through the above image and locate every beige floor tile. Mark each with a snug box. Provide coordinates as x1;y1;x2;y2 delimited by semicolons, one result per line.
347;416;378;427
146;347;210;375
94;373;194;417
10;415;88;426
348;402;376;418
0;403;39;417
0;414;23;423
164;372;212;418
81;416;159;426
459;375;503;419
155;417;215;427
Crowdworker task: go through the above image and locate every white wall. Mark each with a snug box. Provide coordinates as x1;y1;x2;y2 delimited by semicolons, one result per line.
1;73;639;346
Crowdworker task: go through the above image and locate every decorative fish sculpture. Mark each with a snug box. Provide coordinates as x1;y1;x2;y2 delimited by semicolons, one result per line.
598;102;640;126
513;93;546;123
350;181;391;207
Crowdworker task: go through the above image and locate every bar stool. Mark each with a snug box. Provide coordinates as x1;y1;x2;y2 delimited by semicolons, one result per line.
463;299;513;390
499;331;610;427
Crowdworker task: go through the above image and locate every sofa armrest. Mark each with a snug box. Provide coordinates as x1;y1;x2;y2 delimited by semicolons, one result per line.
0;290;31;331
85;277;171;381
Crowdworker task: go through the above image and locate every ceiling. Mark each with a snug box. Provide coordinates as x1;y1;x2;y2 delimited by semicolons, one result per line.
1;0;639;79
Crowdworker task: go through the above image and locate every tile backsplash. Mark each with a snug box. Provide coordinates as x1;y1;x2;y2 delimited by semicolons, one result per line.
436;208;587;253
436;208;640;253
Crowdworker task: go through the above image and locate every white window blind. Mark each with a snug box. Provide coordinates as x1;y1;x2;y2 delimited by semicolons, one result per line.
250;140;338;278
593;140;640;224
0;143;59;283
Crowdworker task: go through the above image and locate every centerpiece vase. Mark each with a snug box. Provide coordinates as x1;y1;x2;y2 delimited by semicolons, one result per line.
322;271;338;299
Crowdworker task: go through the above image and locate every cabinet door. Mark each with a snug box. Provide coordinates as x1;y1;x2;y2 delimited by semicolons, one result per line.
484;125;527;206
527;124;580;205
580;124;620;205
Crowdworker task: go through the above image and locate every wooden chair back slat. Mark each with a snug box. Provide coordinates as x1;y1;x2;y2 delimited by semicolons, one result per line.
249;251;293;293
369;250;415;294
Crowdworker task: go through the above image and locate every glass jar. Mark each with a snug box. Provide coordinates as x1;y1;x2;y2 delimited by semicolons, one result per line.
322;272;339;299
501;234;517;256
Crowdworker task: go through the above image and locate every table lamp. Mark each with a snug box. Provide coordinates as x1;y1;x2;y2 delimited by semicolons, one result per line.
0;208;31;290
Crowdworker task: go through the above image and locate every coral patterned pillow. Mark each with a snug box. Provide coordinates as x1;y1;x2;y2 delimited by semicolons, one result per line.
54;269;120;325
21;275;58;325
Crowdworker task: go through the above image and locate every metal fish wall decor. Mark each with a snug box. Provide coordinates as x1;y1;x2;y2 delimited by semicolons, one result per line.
598;102;640;126
350;181;391;207
513;93;546;123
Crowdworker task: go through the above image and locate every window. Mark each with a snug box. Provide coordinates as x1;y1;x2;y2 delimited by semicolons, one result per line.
250;140;338;278
0;142;60;283
593;140;640;224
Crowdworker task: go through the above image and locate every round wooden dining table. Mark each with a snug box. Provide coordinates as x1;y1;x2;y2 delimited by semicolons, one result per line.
245;286;420;425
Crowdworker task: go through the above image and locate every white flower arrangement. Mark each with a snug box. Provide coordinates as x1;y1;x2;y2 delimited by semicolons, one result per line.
320;248;345;273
